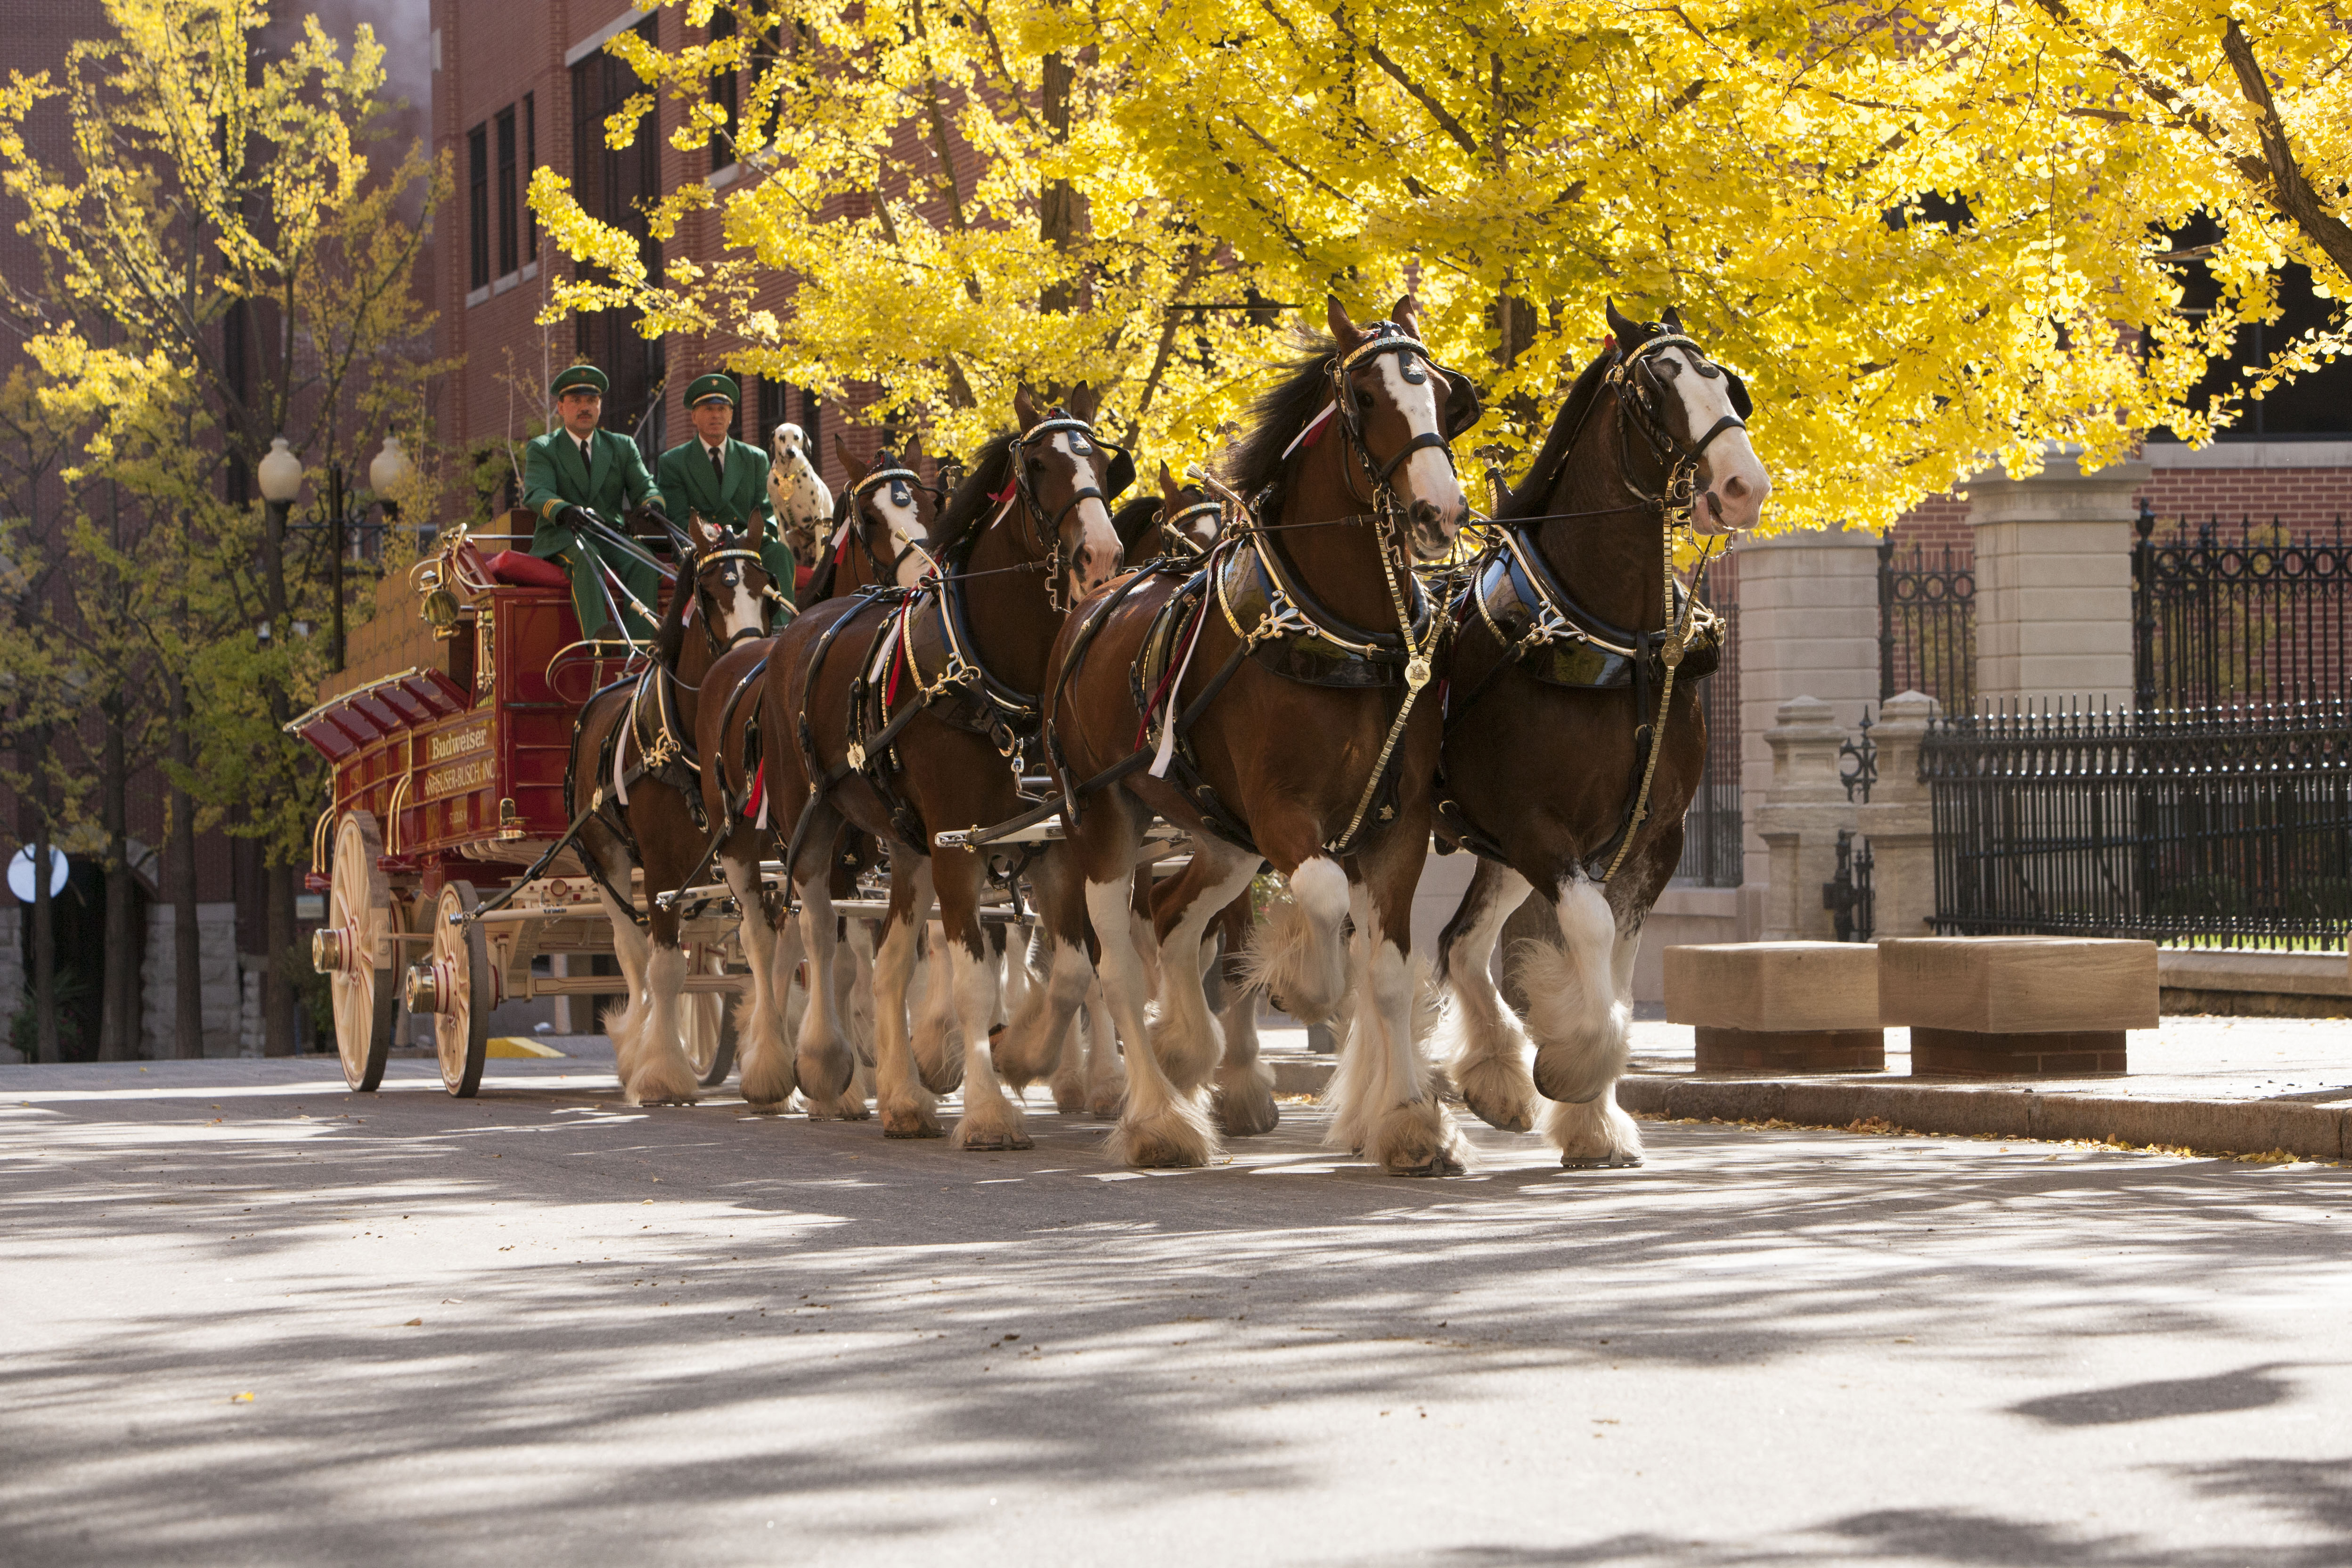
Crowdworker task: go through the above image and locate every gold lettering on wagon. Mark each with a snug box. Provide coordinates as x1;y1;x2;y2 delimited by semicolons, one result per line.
426;719;491;764
419;756;494;802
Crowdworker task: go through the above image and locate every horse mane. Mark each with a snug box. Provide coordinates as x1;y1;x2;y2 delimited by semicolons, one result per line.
1502;348;1614;521
930;429;1017;556
1109;492;1162;554
650;542;695;667
1218;337;1337;495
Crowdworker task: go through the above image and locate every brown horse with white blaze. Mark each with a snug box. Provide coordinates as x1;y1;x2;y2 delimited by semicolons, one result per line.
562;515;781;1104
1431;302;1769;1167
693;439;942;1113
1045;296;1477;1172
746;391;1126;1144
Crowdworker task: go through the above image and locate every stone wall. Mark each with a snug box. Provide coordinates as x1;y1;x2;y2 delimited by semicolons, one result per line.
139;903;245;1057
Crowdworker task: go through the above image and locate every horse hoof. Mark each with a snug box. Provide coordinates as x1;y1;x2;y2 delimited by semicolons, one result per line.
1560;1152;1642;1170
1125;1135;1200;1169
952;1125;1033;1152
883;1115;946;1140
1212;1080;1280;1137
1454;1056;1537;1133
1388;1151;1467;1177
1087;1092;1126;1120
1051;1088;1086;1114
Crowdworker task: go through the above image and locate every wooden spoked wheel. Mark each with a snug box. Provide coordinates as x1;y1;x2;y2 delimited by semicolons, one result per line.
681;948;738;1088
430;881;491;1097
321;810;397;1093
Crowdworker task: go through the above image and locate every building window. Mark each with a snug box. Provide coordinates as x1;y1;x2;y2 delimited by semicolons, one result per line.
467;123;489;290
495;107;518;278
710;10;739;172
522;93;537;257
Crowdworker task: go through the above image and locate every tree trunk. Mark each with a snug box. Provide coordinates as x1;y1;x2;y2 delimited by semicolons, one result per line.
168;672;204;1059
264;861;295;1055
1038;49;1082;320
31;812;57;1064
98;706;140;1059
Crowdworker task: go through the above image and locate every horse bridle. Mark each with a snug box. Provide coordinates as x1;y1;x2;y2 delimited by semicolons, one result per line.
1160;497;1223;557
1328;327;1477;497
1607;332;1751;516
1006;413;1134;611
845;457;933;586
686;533;773;655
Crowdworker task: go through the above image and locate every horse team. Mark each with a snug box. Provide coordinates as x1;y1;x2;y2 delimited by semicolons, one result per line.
562;296;1769;1175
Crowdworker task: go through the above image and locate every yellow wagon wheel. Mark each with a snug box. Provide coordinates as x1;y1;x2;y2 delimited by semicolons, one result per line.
314;810;397;1093
406;881;492;1097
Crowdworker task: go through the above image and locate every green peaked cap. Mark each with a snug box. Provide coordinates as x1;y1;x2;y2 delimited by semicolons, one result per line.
551;364;609;397
686;372;740;408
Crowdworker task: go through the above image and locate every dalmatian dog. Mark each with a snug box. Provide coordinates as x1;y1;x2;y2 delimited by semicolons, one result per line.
768;422;834;572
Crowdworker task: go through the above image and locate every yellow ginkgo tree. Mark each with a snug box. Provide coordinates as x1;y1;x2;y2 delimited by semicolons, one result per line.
535;0;2352;530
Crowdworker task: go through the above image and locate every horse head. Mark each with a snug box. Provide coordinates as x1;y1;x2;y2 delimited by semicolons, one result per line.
684;513;776;651
1154;462;1221;554
1602;300;1770;536
1327;294;1472;560
767;421;834;569
1012;383;1128;604
836;433;937;589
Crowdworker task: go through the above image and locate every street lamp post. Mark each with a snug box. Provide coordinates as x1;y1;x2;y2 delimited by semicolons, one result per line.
253;436;303;1059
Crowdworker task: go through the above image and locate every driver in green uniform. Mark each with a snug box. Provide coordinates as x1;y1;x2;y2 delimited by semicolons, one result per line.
655;372;799;608
523;363;664;642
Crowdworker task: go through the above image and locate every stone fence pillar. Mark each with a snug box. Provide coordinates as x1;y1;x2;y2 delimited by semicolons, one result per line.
1969;449;2146;708
1856;689;1942;942
1734;528;1881;929
1753;696;1856;940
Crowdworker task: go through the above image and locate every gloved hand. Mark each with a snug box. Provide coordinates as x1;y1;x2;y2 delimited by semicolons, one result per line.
556;503;591;533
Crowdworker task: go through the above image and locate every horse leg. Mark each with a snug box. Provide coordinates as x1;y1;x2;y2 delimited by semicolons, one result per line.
1433;858;1538;1132
1002;847;1087;1095
628;898;703;1106
1209;895;1278;1136
938;852;1029;1151
867;856;937;1135
590;881;651;1090
1080;792;1215;1167
720;839;795;1108
797;864;870;1121
1080;980;1127;1118
1328;857;1464;1176
840;917;878;1085
1523;874;1644;1169
912;921;966;1094
1146;844;1257;1096
1239;853;1351;1025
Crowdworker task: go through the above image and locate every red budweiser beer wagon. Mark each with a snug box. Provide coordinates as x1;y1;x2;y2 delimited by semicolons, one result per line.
288;516;744;1095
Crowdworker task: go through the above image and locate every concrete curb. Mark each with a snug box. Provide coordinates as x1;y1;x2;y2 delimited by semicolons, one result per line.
1613;1077;2349;1161
1269;1055;2346;1160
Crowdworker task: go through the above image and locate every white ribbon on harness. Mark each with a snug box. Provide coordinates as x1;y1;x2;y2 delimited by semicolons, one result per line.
612;712;632;808
1278;404;1335;462
1149;601;1209;778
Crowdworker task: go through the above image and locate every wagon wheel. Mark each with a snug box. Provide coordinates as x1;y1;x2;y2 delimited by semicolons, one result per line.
429;881;491;1097
318;810;397;1093
681;947;739;1087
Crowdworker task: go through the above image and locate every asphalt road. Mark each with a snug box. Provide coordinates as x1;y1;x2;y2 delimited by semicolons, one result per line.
4;1065;2349;1567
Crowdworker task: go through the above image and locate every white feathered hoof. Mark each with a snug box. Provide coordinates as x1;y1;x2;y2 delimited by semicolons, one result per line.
798;1037;856;1105
950;1100;1032;1151
1110;1098;1214;1168
1368;1099;1469;1177
880;1090;944;1140
738;1043;797;1111
915;1021;965;1094
1211;1059;1280;1136
1454;1051;1537;1133
1149;1011;1222;1096
1050;1061;1087;1114
1544;1092;1646;1169
624;1053;702;1108
803;1087;871;1122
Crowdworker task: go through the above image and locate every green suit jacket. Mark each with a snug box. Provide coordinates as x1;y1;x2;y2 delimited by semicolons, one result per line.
521;427;660;636
656;436;774;535
523;426;656;533
658;435;800;606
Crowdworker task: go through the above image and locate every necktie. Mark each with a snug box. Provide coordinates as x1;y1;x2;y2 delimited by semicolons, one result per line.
708;444;725;483
579;437;593;470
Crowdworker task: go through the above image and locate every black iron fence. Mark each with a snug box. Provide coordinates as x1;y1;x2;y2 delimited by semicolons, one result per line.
1674;605;1744;886
1922;698;2352;948
2134;508;2352;710
1878;539;1975;706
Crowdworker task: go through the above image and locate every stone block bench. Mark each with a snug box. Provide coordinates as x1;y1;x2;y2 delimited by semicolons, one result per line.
1664;942;1884;1072
1878;937;2157;1076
